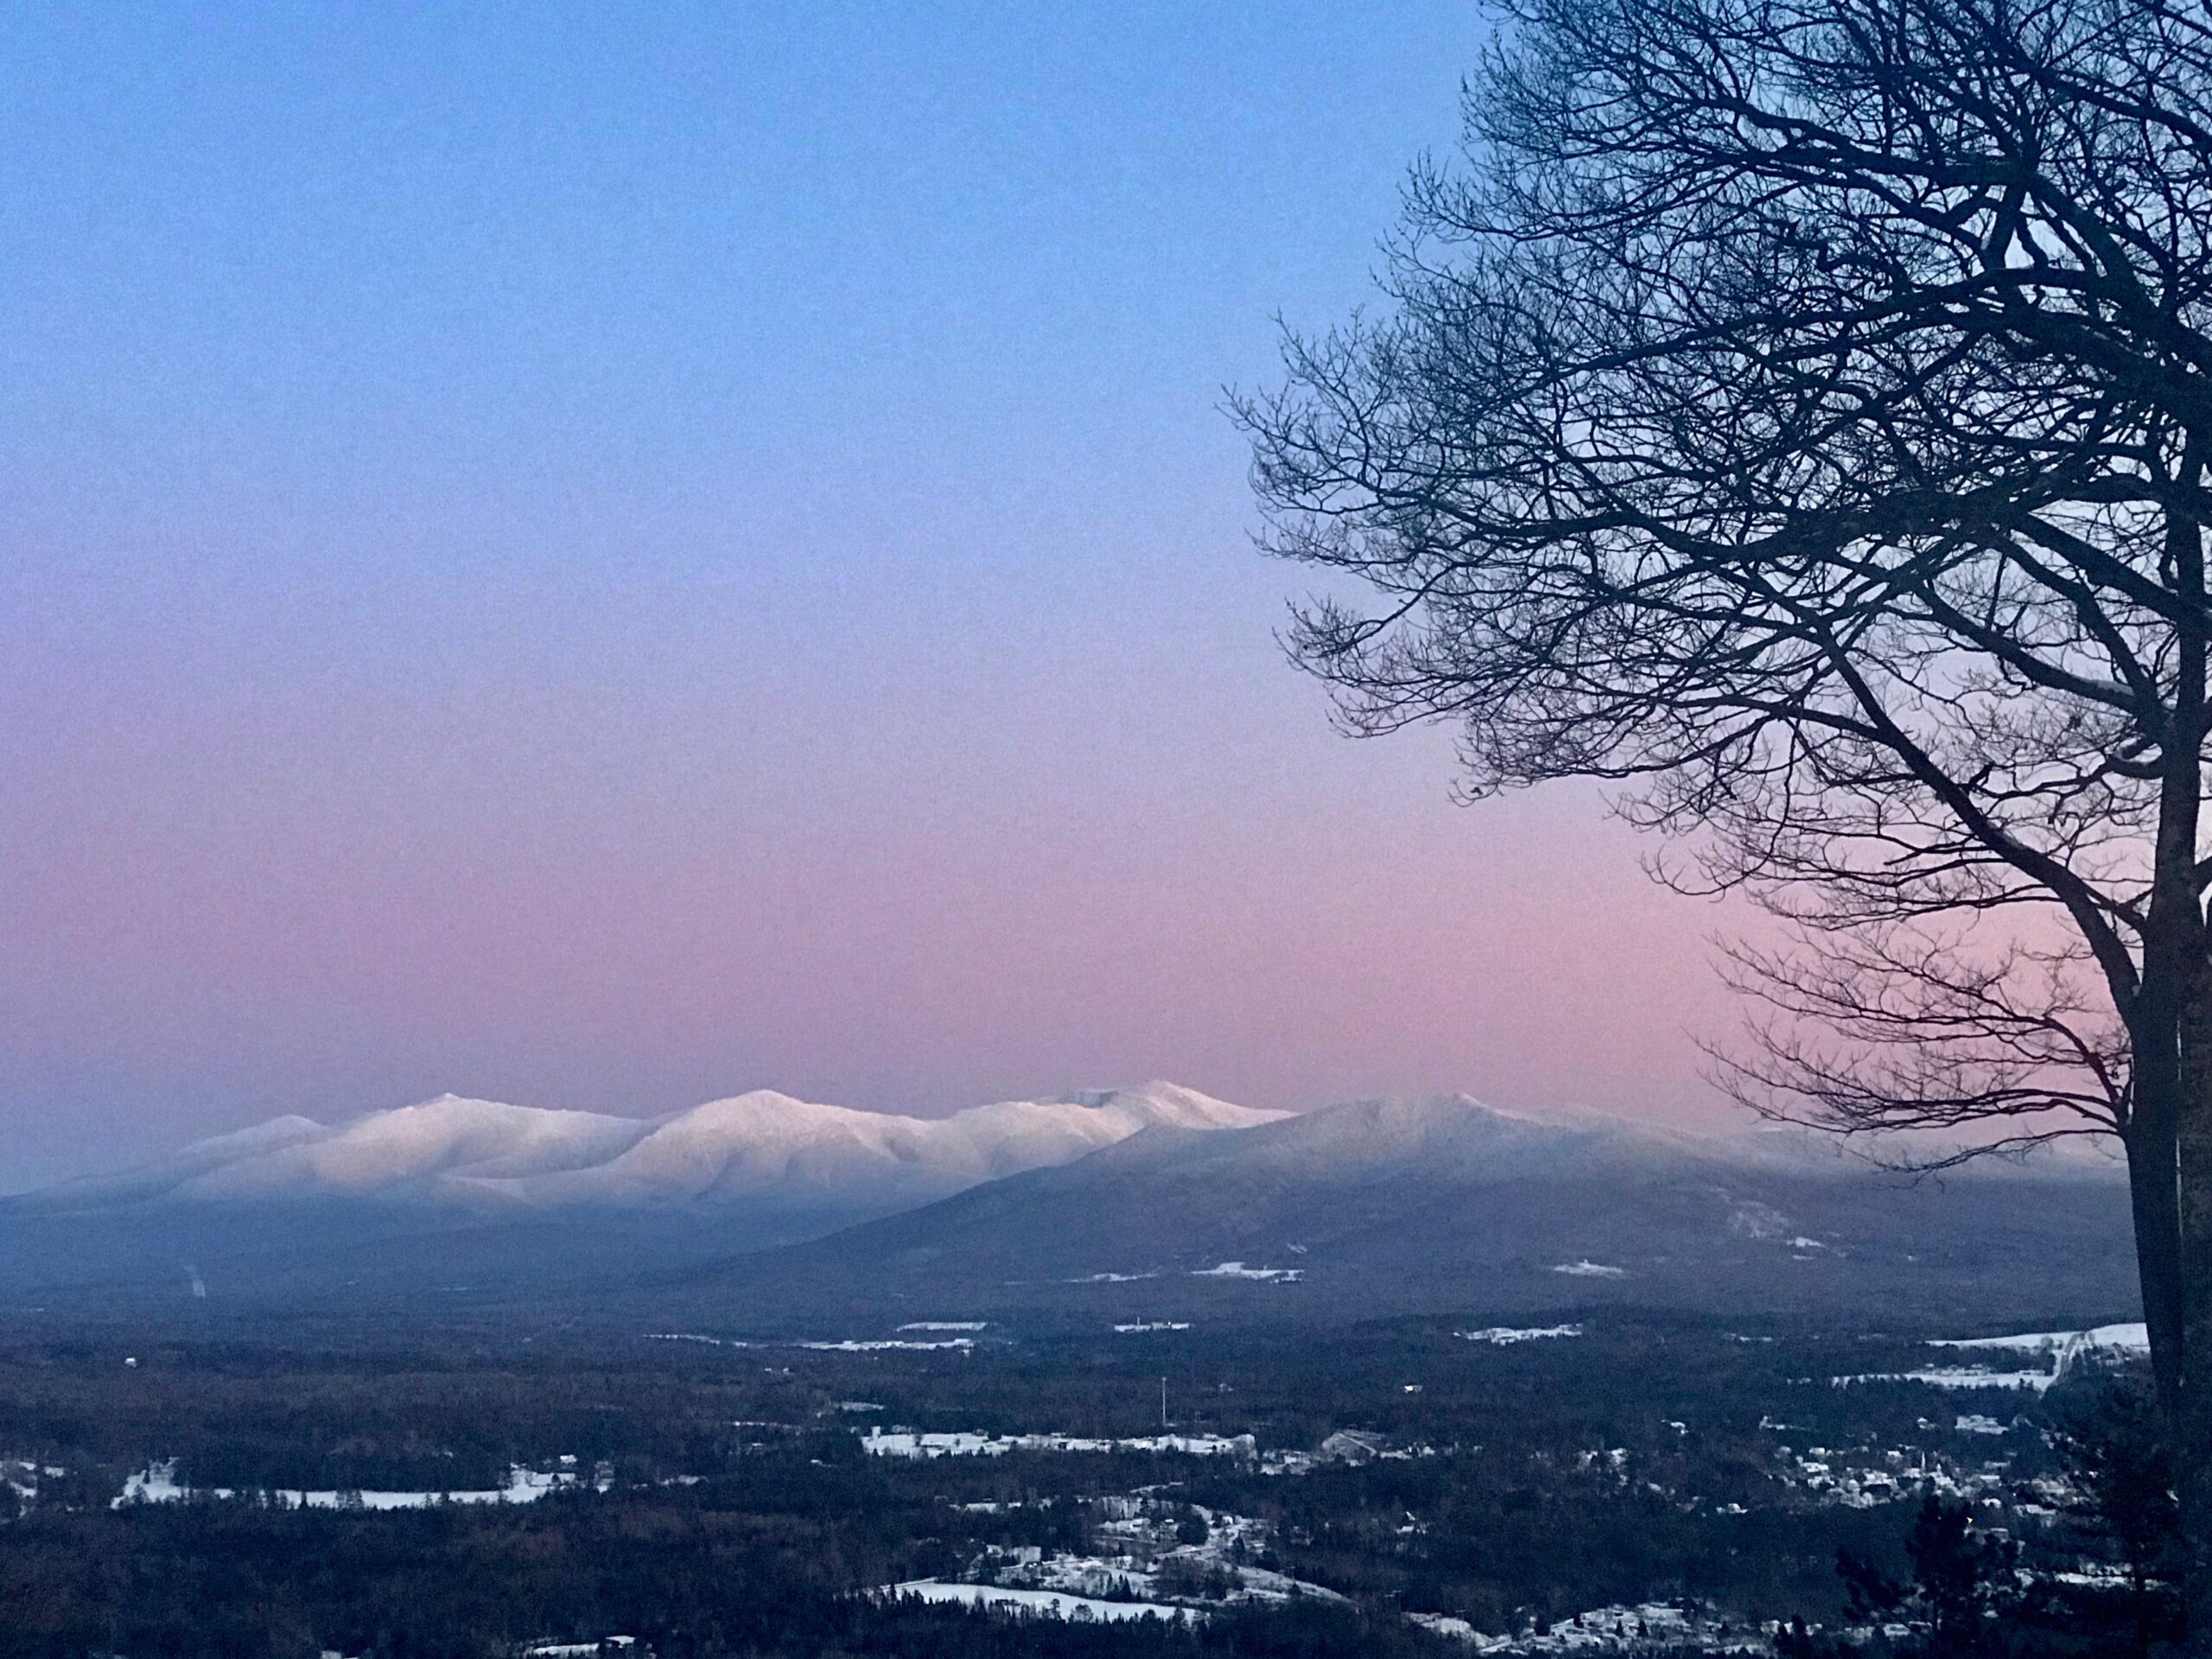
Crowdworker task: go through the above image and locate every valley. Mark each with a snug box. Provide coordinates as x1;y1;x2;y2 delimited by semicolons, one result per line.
0;1306;2169;1656
0;1088;2163;1656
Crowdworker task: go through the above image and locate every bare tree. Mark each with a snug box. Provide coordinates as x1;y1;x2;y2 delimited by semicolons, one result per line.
1236;0;2212;1637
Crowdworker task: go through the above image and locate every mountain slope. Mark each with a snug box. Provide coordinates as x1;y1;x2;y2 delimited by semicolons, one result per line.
7;1089;2133;1329
0;1082;1288;1308
485;1082;1276;1209
664;1095;2137;1329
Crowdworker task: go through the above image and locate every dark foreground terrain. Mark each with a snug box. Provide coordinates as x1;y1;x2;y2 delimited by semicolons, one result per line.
0;1300;2178;1658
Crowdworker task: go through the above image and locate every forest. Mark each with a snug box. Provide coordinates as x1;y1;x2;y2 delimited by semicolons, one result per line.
0;1312;2180;1656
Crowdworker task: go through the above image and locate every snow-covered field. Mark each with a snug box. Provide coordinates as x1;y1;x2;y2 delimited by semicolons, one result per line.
860;1428;1255;1459
646;1332;979;1352
882;1580;1196;1623
1191;1262;1302;1282
1549;1261;1628;1280
113;1459;598;1510
1833;1366;2066;1392
1830;1323;2149;1393
1459;1325;1583;1345
1929;1323;2147;1360
798;1338;976;1352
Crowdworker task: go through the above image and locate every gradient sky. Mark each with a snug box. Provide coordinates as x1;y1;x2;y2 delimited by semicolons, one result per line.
0;3;1749;1191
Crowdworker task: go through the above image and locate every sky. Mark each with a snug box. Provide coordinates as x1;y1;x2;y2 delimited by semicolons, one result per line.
0;3;1748;1191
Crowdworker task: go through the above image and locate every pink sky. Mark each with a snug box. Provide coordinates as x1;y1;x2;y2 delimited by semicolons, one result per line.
0;3;1750;1189
0;486;1745;1188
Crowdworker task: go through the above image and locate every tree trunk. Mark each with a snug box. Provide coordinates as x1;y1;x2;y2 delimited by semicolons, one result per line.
2129;1014;2186;1415
2147;500;2206;1646
2176;961;2212;1651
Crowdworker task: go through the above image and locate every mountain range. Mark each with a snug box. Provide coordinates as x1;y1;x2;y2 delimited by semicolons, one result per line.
692;1094;2138;1329
0;1084;2141;1330
18;1081;1274;1216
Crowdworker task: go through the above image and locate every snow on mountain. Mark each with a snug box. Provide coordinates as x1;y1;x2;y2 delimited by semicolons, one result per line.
21;1115;334;1210
695;1090;2137;1330
1071;1090;1815;1188
17;1082;1286;1215
200;1096;658;1201
456;1081;1281;1207
5;1087;2139;1322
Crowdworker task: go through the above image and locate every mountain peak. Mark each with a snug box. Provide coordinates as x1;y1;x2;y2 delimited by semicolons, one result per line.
1045;1081;1285;1132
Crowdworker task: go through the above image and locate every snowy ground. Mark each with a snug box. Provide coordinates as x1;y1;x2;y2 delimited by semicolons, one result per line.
1414;1601;1770;1653
798;1338;976;1352
1830;1322;2150;1393
645;1331;981;1352
1831;1366;2066;1392
882;1581;1197;1623
113;1459;601;1510
875;1488;1761;1649
1929;1323;2147;1362
859;1428;1255;1459
895;1490;1346;1627
2;1458;60;1510
1549;1261;1628;1280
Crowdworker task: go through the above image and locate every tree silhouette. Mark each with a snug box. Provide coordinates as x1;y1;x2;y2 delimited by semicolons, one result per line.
1238;0;2212;1634
2054;1377;2185;1651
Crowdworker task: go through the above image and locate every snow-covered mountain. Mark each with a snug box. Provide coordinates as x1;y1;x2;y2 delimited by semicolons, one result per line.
3;1089;2133;1327
677;1092;2138;1329
16;1082;1284;1215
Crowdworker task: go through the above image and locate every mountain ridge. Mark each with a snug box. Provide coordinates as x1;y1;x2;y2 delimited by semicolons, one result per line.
1;1088;2134;1327
653;1091;2137;1330
12;1081;1287;1215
